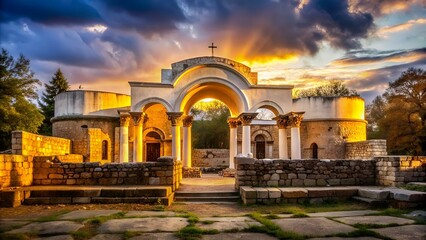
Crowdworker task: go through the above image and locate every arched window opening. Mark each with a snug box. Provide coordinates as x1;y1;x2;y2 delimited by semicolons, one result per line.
255;134;266;159
311;143;318;159
102;140;108;160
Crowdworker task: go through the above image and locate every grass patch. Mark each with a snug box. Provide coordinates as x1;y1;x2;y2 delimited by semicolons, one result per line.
123;231;139;239
175;226;219;240
334;228;392;240
34;209;70;222
291;213;309;218
248;213;305;240
265;214;280;219
371;208;409;217
177;212;200;225
200;220;215;225
71;229;92;240
402;184;426;192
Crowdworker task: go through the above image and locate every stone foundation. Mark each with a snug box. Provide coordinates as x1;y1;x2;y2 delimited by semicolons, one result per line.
0;154;33;188
182;167;202;178
235;157;376;189
32;156;182;191
346;140;387;159
376;156;426;186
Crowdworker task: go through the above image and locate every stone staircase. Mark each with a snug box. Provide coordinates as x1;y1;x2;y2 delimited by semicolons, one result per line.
174;191;240;203
353;187;426;208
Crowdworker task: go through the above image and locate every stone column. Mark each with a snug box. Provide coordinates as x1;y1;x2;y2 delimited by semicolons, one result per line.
130;112;146;162
275;115;289;159
182;115;193;168
227;117;239;169
119;112;131;163
167;112;183;161
238;113;258;156
287;112;304;160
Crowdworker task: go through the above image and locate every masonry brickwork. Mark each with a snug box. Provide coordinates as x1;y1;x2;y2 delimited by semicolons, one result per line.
192;149;229;167
345;140;387;159
235;157;376;189
12;131;70;156
32;156;182;190
376;156;426;186
0;154;33;188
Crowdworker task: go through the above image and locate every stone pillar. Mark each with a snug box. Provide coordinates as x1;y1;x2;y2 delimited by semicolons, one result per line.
227;117;239;169
167;112;183;161
182;115;193;168
287;112;304;160
238;113;258;156
130;112;146;162
119;112;131;163
275;115;289;159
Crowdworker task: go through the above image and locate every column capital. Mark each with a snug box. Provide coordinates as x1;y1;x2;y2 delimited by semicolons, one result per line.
182;115;194;127
273;115;289;129
238;113;258;126
167;112;183;126
286;112;305;128
227;117;240;128
118;110;131;127
129;112;147;125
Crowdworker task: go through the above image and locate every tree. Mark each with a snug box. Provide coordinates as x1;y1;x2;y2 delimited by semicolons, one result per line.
190;100;231;149
381;68;425;155
0;48;44;150
366;96;386;139
295;80;359;98
38;68;70;135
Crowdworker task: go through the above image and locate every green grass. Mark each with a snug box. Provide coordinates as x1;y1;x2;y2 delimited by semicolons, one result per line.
248;213;305;240
175;226;219;240
370;208;409;217
200;220;215;225
291;213;309;218
353;223;400;229
333;228;392;239
402;184;426;192
34;209;70;222
123;231;140;239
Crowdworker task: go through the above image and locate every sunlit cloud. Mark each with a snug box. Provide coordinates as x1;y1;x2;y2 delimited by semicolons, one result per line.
378;18;426;36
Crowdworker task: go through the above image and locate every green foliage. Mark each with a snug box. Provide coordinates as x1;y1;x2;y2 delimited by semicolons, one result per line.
0;48;43;150
294;80;359;98
402;184;426;192
367;68;426;155
38;68;70;135
191;100;230;149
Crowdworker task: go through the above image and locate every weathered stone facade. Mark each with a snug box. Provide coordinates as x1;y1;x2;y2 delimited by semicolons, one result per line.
182;167;202;178
235;157;376;189
12;131;70;156
192;149;230;167
32;156;182;190
376;156;426;186
0;154;33;188
346;140;387;159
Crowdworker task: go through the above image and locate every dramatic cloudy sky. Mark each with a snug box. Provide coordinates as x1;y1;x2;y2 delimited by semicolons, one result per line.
1;0;425;102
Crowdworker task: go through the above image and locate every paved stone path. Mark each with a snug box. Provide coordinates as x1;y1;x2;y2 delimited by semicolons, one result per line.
1;209;425;239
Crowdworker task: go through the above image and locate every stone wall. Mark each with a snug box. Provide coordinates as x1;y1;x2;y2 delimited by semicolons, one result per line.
0;154;33;188
12;131;70;156
32;156;182;190
235;157;375;189
375;156;426;186
192;149;230;167
346;140;387;159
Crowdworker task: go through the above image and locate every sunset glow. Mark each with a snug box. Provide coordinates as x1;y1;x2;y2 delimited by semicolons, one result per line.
0;0;424;103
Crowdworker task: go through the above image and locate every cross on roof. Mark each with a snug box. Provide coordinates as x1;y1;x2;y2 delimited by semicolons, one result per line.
208;42;217;57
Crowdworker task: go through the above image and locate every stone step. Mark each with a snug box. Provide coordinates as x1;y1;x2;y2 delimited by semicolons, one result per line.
389;188;426;202
174;196;240;202
29;187;171;198
358;188;390;200
352;196;388;208
174;191;239;197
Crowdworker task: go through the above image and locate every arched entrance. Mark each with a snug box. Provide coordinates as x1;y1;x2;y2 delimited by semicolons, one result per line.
146;131;162;161
255;134;266;159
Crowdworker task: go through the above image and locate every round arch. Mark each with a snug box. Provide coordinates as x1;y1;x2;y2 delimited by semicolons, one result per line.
251;129;273;142
172;63;253;88
132;97;173;112
143;127;166;140
174;77;249;117
250;101;284;116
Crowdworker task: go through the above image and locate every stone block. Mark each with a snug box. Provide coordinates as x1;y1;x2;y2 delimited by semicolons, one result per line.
390;189;426;202
304;179;316;186
149;177;160;185
267;180;278;186
306;187;334;197
288;173;297;179
267;188;281;199
291;179;304;187
279;188;308;198
240;186;257;199
358;189;390;200
243;198;256;205
72;197;92;204
270;173;280;180
253;188;268;199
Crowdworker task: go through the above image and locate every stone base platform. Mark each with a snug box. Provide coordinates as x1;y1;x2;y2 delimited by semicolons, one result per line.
240;186;426;208
0;185;174;208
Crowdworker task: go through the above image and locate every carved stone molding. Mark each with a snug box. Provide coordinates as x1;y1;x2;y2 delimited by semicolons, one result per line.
227;117;240;128
129;112;147;126
167;112;183;126
286;112;304;128
119;114;131;127
238;113;258;126
274;115;288;129
182;115;194;127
